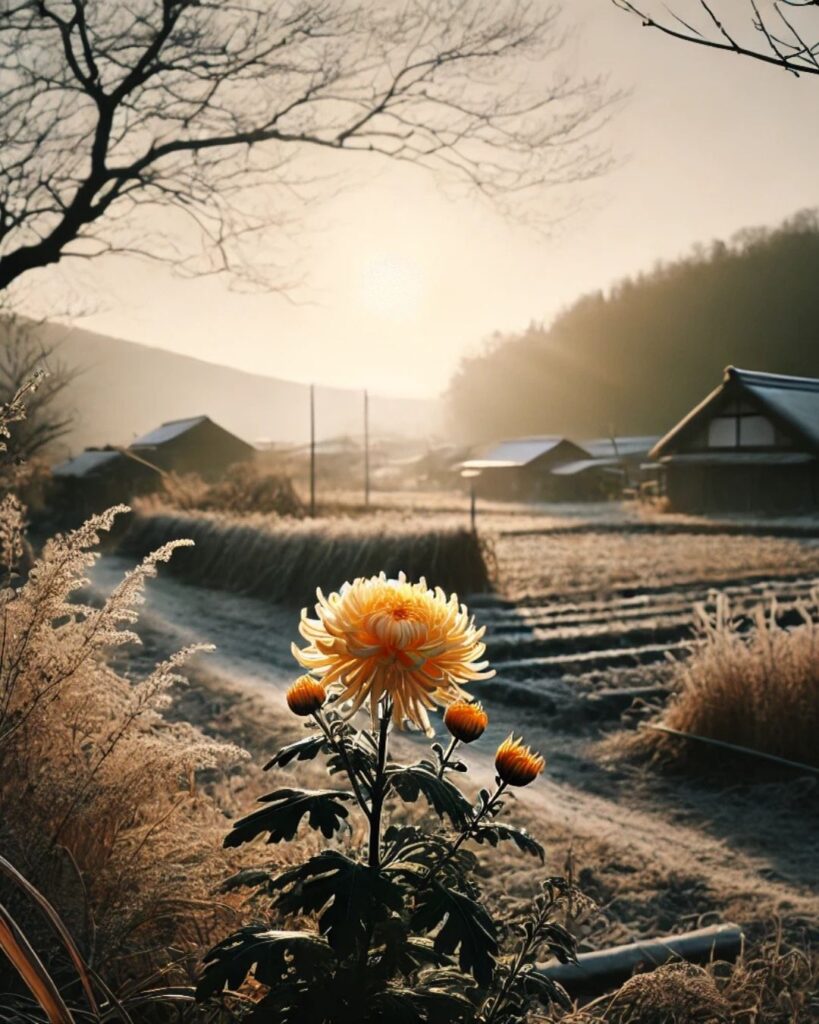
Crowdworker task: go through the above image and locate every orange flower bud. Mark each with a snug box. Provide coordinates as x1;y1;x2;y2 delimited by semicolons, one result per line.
494;734;545;787
444;700;488;743
285;675;326;716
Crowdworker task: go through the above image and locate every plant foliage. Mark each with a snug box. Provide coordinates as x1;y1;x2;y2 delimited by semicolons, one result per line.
224;788;355;845
199;693;591;1022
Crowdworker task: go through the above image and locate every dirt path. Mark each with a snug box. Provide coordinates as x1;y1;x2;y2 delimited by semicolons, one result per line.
92;555;818;946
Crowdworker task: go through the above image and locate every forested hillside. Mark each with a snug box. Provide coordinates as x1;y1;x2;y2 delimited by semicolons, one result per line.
448;210;819;441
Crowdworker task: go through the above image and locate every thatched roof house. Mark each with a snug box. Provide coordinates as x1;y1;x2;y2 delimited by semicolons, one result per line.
651;366;819;513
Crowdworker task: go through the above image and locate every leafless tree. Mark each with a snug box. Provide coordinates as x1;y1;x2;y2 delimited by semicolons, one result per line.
0;1;613;293
0;316;76;459
612;1;819;77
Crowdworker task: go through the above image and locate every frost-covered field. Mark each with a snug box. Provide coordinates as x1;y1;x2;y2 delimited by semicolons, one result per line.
494;529;819;599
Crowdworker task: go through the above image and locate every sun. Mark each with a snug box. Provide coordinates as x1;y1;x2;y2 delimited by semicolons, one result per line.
357;253;425;320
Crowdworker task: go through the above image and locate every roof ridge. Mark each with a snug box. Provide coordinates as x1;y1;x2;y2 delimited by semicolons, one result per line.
158;414;210;426
726;365;819;392
493;436;569;444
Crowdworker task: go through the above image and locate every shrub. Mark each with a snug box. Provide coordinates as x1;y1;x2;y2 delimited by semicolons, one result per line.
196;574;591;1023
122;506;496;604
637;593;819;770
162;463;304;517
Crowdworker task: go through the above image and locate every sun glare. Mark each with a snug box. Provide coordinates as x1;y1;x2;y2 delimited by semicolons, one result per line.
357;253;425;320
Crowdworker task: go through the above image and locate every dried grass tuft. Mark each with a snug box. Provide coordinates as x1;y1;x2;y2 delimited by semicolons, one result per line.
556;932;818;1024
619;592;819;771
122;503;496;604
597;961;729;1024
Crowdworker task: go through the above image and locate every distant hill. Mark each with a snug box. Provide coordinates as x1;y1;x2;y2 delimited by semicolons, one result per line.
31;324;442;456
447;209;819;442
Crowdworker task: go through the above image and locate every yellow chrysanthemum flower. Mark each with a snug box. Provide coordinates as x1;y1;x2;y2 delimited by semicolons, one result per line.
292;572;494;734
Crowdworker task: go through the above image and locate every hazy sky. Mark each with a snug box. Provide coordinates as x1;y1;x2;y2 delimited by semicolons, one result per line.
32;1;819;398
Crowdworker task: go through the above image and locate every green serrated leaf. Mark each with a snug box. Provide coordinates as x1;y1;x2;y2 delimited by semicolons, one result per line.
520;968;573;1011
411;879;499;985
244;980;344;1024
538;922;578;964
272;851;406;958
264;734;328;770
326;734;377;784
413;967;482;1021
370;925;451;981
386;764;472;828
196;927;333;999
383;825;451;869
384;823;426;849
224;788;353;847
412;987;478;1024
365;984;475;1024
363;987;424;1024
470;823;545;862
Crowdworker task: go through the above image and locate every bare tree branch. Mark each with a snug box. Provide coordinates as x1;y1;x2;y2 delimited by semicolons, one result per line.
612;0;819;77
0;0;615;292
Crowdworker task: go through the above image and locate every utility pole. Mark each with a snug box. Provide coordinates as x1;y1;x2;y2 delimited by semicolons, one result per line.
461;469;480;532
310;383;316;517
363;388;370;508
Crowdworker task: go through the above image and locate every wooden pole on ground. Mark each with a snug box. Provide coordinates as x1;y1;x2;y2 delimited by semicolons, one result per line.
537;923;744;999
461;468;480;532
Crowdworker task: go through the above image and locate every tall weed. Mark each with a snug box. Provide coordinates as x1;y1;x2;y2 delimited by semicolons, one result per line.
0;506;247;983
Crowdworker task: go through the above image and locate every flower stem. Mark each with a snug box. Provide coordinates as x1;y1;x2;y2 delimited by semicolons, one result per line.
482;891;552;1024
313;709;372;821
368;698;392;869
437;735;460;778
425;781;507;883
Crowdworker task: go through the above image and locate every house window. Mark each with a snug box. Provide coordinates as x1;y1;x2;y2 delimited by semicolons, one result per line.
738;415;775;447
707;417;737;448
707;408;777;448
